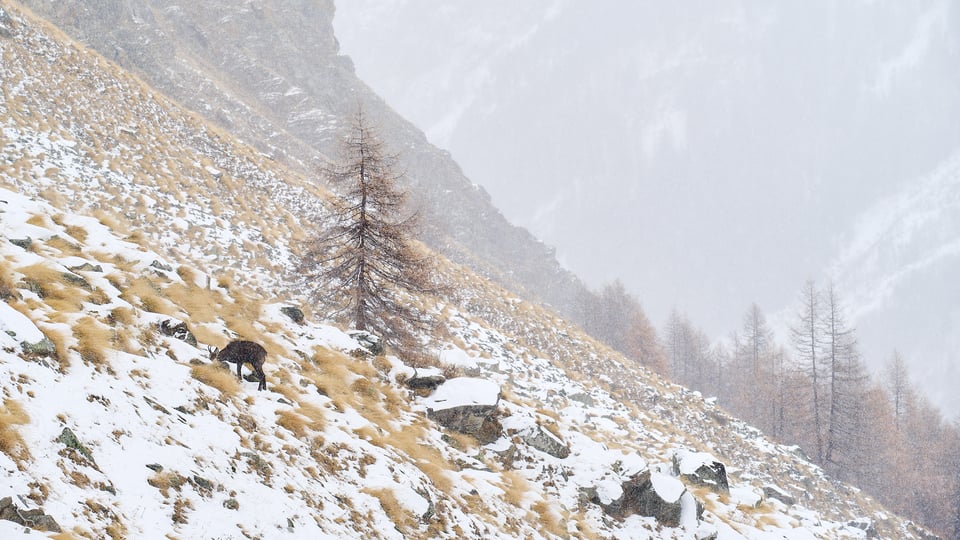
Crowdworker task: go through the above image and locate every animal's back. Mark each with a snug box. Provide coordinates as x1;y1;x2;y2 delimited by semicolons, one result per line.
222;340;266;362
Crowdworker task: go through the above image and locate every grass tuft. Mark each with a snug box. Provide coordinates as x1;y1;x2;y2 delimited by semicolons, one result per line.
190;363;240;395
0;399;32;464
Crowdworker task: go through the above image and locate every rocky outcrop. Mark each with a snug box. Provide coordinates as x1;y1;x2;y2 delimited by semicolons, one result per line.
763;484;796;506
424;378;502;444
589;470;702;528
672;450;729;494
158;319;197;347
280;306;304;324
405;367;445;391
20;336;57;359
0;496;61;533
429;406;503;445
0;6;12;38
520;425;570;459
347;330;383;356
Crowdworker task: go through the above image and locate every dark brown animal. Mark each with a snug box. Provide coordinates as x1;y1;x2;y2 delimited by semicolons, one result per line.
208;341;267;391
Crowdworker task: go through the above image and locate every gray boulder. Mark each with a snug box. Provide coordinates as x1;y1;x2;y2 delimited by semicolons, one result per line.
0;496;61;533
158;319;197;347
763;484;796;506
591;470;701;527
428;405;502;444
424;377;503;444
21;337;57;358
521;425;570;459
672;450;729;494
347;330;384;356
280;305;305;324
405;367;445;391
0;7;12;38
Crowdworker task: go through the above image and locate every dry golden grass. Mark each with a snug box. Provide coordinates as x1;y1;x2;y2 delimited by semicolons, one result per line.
18;262;73;292
45;235;82;255
63;224;89;244
49;532;83;540
380;423;454;492
91;209;122;232
501;470;531;508
26;213;49;228
530;500;567;538
73;316;113;366
275;405;325;438
109;306;135;326
0;399;31;464
40;326;71;371
190;363;240;396
120;277;174;314
0;261;17;300
175;264;198;285
362;487;418;533
163;282;222;323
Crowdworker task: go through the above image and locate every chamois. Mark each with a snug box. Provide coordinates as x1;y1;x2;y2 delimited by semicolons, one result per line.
208;341;267;391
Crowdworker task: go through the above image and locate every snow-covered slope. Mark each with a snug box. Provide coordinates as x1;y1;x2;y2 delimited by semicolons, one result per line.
15;0;592;329
0;4;938;539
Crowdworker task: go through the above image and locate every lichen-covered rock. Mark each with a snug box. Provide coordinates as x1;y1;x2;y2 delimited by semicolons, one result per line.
150;260;173;272
158;319;197;347
56;427;93;461
672;450;729;494
21;336;57;358
69;262;103;273
0;6;12;38
280;305;304;324
847;518;878;538
521;424;570;459
0;496;61;532
405;367;445;391
424;377;502;443
9;237;31;249
589;469;702;528
763;484;796;506
347;330;383;356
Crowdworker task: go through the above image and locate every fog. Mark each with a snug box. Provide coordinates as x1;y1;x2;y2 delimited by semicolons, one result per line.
334;1;960;417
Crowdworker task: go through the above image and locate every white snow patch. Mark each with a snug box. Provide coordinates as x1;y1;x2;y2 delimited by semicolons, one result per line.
422;377;500;411
650;472;684;504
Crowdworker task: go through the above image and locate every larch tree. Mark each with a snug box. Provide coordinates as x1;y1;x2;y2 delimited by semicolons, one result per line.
624;305;668;374
299;109;433;348
730;303;777;434
790;279;827;463
885;349;914;431
819;283;869;477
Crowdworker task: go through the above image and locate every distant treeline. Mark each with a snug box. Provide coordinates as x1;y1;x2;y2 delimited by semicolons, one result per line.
577;279;960;539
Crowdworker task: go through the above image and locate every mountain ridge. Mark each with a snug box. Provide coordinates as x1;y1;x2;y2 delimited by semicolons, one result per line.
13;0;593;325
0;2;942;539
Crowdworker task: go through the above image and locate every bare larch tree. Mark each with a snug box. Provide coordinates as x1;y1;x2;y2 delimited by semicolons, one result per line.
300;110;432;348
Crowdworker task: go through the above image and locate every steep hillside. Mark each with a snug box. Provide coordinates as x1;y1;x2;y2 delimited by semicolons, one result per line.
13;0;590;323
0;4;938;539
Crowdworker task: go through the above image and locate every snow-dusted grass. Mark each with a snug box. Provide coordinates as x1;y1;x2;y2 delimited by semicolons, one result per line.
0;3;936;537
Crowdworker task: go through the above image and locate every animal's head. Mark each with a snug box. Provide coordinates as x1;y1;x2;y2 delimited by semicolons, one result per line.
207;346;220;362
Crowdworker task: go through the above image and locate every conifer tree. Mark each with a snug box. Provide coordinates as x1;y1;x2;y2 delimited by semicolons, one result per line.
820;284;868;476
791;279;826;463
299;110;433;347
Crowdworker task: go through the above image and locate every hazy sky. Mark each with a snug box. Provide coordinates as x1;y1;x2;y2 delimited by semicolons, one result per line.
334;1;960;417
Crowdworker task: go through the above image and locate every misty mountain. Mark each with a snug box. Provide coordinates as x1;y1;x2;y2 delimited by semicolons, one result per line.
17;0;591;330
1;3;940;537
334;1;960;416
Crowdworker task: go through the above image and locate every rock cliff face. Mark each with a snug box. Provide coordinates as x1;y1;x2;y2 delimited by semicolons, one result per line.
19;0;588;316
